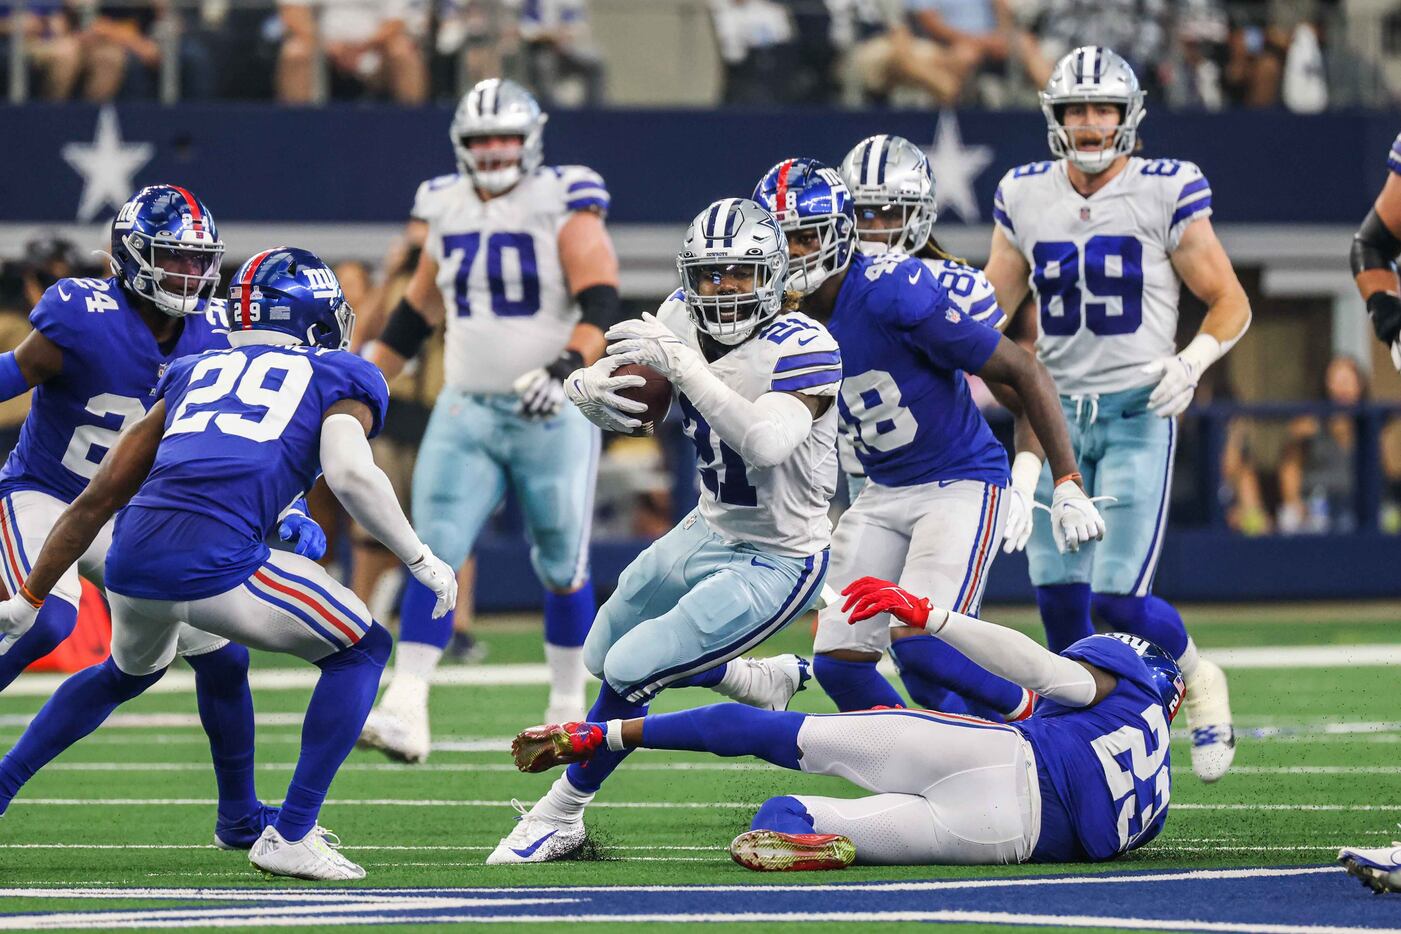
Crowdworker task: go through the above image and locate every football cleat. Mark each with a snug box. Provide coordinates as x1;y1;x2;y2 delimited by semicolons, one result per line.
249;825;365;881
513;722;604;773
485;799;586;864
714;654;811;711
1184;658;1235;782
1339;841;1401;894
357;677;430;764
213;803;281;851
729;829;856;871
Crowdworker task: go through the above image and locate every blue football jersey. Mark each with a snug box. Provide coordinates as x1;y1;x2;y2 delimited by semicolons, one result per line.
105;344;389;601
0;277;228;503
828;252;1008;488
1013;634;1173;862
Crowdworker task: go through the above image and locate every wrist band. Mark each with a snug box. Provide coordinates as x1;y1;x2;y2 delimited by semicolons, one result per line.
19;583;43;609
1055;471;1083;488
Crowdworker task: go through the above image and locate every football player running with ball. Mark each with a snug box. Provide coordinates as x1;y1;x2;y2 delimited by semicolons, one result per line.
0;249;457;880
982;46;1252;781
514;577;1184;871
360;78;621;761
0;185;321;850
488;198;838;864
756;157;1101;722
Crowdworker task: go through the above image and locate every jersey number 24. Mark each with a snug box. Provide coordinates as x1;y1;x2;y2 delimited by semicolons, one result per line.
1031;236;1143;337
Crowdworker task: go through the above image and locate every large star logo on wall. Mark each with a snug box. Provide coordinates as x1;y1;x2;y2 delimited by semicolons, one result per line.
62;107;154;222
922;111;994;223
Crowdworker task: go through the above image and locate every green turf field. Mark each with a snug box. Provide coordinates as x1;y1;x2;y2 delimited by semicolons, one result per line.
0;603;1397;931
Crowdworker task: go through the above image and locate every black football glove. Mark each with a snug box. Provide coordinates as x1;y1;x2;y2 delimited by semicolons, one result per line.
1367;291;1401;345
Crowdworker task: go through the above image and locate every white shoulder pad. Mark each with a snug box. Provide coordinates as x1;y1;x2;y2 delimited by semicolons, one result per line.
410;173;462;223
762;314;842;397
553;164;611;217
1143;158;1212;251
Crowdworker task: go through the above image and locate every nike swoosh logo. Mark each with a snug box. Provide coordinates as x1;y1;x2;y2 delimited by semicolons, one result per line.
56;286;71;301
750;557;778;571
907;269;922;285
512;829;558;858
797;335;818;346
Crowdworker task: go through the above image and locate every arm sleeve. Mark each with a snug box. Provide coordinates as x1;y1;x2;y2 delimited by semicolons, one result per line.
933;609;1099;707
319;413;425;565
676;360;815;470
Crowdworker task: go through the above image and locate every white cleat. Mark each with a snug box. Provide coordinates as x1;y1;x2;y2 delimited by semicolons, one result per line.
358;677;430;764
249;825;365;881
1339;840;1401;894
485;799;586;865
1184;657;1235;782
714;654;810;711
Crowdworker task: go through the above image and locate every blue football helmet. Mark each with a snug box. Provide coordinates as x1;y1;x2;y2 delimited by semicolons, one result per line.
109;184;225;318
227;247;355;351
752;158;855;296
1105;633;1185;722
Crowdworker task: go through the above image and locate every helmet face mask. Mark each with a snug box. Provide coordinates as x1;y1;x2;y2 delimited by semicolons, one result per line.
1040;46;1146;175
111;185;225;318
451;80;546;195
839;135;938;257
677;199;789;346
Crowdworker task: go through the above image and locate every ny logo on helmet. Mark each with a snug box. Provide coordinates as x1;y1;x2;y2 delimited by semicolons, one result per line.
303;267;339;298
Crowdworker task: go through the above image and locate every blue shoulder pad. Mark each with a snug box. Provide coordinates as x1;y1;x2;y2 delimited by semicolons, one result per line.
861;255;953;330
331;351;391;439
1061;634;1150;684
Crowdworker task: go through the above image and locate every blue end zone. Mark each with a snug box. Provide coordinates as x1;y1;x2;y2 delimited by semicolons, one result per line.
5;865;1398;929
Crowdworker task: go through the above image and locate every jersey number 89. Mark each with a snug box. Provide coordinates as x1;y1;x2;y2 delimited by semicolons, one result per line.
1031;236;1143;337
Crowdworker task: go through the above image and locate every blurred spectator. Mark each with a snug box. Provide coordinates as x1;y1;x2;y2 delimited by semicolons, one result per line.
20;233;80;308
1160;0;1231;110
0;1;80;100
906;0;1016;103
838;0;965;105
75;1;214;101
277;0;428;104
1277;354;1366;534
1022;0;1171;97
519;0;603;107
710;0;797;105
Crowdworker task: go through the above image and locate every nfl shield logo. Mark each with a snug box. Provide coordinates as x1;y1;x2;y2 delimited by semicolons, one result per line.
946;309;961;324
1080;207;1091;221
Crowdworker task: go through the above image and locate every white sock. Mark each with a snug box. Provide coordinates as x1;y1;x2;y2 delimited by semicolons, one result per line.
545;643;586;707
538;774;594;823
715;660;747;697
394;641;444;683
1177;637;1200;681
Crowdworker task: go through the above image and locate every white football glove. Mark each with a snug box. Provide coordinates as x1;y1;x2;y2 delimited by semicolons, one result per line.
406;548;457;619
512;367;567;420
1048;480;1109;554
1140;334;1222;418
0;594;41;656
1391;338;1401;374
564;356;648;434
605;313;702;383
1001;452;1042;554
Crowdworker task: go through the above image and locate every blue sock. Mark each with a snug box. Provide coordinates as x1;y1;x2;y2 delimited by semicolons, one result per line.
1037;583;1093;652
274;623;391;843
565;682;647;794
0;657;163;813
813;654;903;711
889;634;1025;717
889;647;953;711
543;580;594;648
672;663;726;689
184;643;258;824
398;575;451;650
751;795;816;834
638;703;806;770
1092;593;1189;658
0;600;78;690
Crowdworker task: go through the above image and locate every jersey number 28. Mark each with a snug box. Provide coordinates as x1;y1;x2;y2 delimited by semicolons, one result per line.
1031;236;1143;337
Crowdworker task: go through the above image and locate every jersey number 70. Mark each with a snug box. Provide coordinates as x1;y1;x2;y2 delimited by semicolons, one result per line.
443;231;541;318
1031;236;1143;337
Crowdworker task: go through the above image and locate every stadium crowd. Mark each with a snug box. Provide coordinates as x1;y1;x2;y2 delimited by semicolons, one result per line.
0;0;1390;110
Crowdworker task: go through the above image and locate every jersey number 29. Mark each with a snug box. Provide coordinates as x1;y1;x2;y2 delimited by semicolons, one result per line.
167;352;313;442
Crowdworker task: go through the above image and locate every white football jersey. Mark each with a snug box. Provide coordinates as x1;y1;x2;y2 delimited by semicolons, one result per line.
920;256;1007;331
993;156;1213;395
656;293;841;558
422;165;610;393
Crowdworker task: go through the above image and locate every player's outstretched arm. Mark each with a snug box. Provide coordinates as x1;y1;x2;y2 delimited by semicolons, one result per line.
841;578;1114;707
0;330;63;401
1351;173;1401;353
319;399;456;618
1149;218;1252;416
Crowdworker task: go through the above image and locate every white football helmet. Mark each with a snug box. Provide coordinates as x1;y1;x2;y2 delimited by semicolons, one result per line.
451;78;547;194
676;198;789;346
1040;46;1146;174
838;134;938;256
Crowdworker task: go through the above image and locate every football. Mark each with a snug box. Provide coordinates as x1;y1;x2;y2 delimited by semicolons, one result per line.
614;362;672;436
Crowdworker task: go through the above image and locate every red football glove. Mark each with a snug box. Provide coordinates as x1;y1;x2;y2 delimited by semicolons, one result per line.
840;577;935;628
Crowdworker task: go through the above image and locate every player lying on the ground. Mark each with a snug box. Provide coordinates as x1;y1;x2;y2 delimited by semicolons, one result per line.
513;576;1183;870
486;198;839;864
0;184;324;849
0;248;456;881
1350;130;1401;373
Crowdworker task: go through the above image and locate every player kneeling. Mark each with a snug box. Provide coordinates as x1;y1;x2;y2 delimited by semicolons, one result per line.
0;248;456;880
514;577;1182;869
